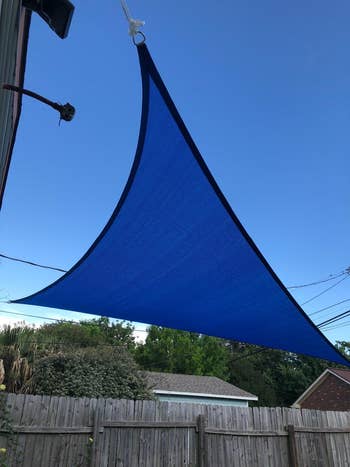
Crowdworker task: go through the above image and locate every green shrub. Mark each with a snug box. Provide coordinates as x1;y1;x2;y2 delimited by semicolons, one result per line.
31;347;151;399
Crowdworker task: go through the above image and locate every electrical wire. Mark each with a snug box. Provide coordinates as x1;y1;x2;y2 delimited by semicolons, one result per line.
2;251;349;293
322;320;350;332
0;309;75;322
0;337;145;349
287;271;347;289
308;299;350;317
2;249;350;323
309;306;350;325
0;309;147;332
301;275;350;306
0;253;67;273
317;309;350;329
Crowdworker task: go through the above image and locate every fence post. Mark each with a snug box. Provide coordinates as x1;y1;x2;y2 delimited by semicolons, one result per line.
287;424;298;467
90;406;102;467
197;414;207;467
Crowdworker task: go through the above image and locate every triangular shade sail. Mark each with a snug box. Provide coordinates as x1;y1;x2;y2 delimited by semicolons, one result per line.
14;44;348;366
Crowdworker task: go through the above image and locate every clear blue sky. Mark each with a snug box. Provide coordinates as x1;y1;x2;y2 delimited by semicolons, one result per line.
0;0;349;344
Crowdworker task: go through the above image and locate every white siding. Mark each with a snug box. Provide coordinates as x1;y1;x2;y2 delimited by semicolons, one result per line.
156;394;249;407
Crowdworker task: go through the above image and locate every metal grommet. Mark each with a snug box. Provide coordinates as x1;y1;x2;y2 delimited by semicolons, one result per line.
132;31;146;46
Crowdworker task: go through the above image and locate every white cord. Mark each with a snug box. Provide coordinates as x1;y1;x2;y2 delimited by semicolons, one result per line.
120;0;145;37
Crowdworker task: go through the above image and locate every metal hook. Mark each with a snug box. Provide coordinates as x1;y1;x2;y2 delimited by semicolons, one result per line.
132;31;146;46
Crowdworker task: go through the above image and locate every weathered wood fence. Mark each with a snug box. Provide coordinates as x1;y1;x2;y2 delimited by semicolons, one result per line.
1;393;350;466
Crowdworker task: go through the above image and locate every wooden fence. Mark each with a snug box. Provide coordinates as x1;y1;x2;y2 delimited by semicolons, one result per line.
1;393;350;466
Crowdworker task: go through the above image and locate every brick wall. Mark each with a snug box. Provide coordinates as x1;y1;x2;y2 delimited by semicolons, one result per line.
300;373;350;411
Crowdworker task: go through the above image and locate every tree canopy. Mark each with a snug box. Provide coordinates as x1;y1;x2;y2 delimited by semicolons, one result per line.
135;326;229;380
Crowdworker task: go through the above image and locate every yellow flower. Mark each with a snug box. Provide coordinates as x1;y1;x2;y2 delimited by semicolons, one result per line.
88;437;94;444
0;448;6;454
0;385;6;391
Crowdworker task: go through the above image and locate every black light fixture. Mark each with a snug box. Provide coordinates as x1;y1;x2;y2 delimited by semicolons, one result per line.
2;84;75;122
22;0;74;39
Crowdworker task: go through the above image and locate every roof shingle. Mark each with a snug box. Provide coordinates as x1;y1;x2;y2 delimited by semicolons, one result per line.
330;368;350;384
143;371;257;400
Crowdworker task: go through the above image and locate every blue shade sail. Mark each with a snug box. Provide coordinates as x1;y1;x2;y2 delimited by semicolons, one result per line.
14;44;349;366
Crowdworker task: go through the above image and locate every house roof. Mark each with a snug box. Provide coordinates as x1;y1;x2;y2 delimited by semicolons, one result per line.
143;371;258;401
329;368;350;384
292;367;350;407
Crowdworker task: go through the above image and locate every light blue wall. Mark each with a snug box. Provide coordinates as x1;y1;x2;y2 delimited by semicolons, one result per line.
156;394;249;407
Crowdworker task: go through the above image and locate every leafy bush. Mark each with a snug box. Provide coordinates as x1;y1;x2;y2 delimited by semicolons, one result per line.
31;347;152;399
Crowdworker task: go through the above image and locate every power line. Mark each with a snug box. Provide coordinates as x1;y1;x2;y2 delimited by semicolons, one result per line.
309;298;350;317
317;309;350;329
310;305;350;326
0;253;67;273
2;250;349;296
0;338;141;349
287;271;347;289
322;320;350;332
0;309;148;332
0;309;75;323
301;275;350;306
2;250;350;330
0;302;346;335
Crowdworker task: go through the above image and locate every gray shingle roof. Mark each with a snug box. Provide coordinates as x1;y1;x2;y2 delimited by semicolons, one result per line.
143;371;257;400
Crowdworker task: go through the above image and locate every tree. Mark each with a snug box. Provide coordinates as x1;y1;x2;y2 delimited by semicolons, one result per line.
336;341;350;357
198;334;230;380
35;317;136;352
136;326;202;374
135;326;230;378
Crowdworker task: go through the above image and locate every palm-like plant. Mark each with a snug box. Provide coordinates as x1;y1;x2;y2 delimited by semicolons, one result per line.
0;325;36;393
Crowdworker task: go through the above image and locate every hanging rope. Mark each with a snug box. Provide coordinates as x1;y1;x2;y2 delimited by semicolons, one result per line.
120;0;145;44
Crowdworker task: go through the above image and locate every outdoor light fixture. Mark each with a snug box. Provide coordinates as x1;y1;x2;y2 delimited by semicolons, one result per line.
22;0;74;39
2;84;75;122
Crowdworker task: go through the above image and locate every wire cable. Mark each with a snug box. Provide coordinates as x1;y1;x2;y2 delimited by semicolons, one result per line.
2;250;349;307
301;275;350;306
0;309;148;332
0;337;147;349
287;271;347;289
309;306;350;325
0;309;74;323
308;299;350;317
322;320;350;332
0;253;67;273
317;309;350;328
